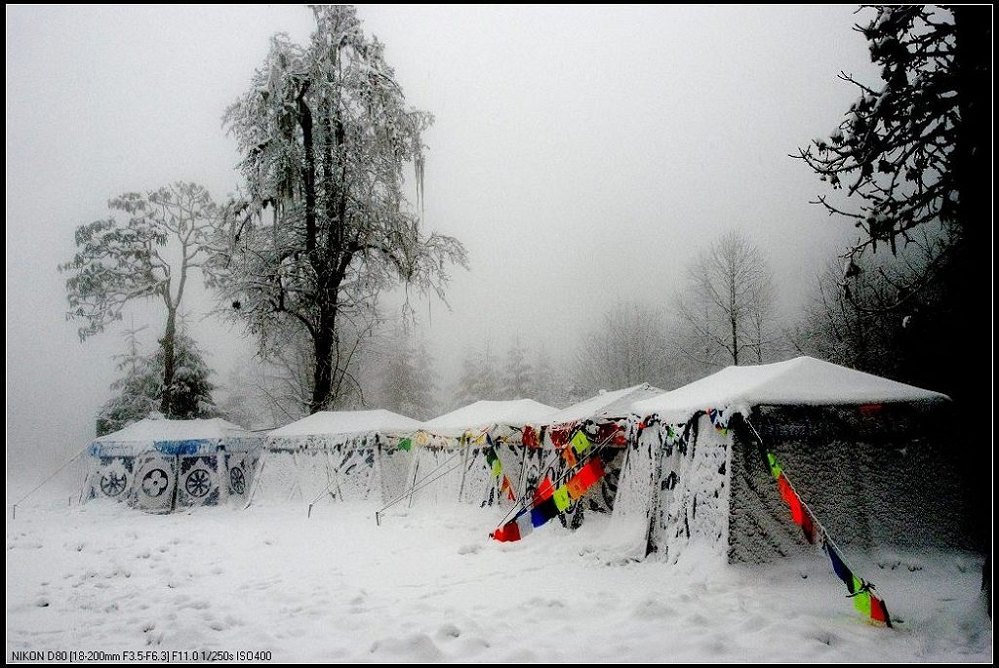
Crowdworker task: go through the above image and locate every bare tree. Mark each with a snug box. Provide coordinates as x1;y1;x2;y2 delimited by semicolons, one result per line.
61;182;219;416
677;231;777;367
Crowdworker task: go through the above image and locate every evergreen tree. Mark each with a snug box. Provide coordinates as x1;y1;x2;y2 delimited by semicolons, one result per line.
95;327;216;435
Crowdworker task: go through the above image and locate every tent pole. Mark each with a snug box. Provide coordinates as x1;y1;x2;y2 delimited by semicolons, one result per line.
517;443;529;499
643;422;669;558
407;455;421;508
456;441;470;503
244;449;267;510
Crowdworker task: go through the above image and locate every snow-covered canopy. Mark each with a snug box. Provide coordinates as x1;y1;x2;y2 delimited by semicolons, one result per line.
94;417;253;443
90;417;260;457
269;409;422;438
546;383;664;424
423;400;557;432
632;356;949;422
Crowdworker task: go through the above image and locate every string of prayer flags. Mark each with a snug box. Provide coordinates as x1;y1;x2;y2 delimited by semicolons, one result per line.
570;429;592;455
765;446;891;628
492;455;608;542
566;457;605;500
398;437;412;452
766;452;782;479
531;496;560;527
823;538;892;627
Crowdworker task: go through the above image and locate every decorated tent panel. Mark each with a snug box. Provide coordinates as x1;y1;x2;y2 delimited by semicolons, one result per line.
85;418;262;512
253;410;423;506
400;400;558;509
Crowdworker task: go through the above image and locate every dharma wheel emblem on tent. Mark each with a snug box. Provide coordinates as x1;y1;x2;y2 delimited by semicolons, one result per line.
185;469;212;498
141;469;170;497
99;471;127;497
229;467;245;494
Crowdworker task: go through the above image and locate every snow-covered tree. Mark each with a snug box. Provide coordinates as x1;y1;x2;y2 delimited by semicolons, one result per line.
379;333;436;420
96;327;216;436
677;231;777;367
61;182;219;416
411;342;439;419
450;344;500;408
158;332;216;420
533;345;554;403
795;6;988;263
210;5;467;414
795;5;988;404
474;345;500;401
503;337;532;400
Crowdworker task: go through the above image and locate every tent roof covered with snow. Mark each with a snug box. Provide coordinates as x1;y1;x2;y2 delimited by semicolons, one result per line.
547;383;664;424
94;417;253;443
90;418;259;457
423;399;557;432
269;409;421;438
632;356;948;422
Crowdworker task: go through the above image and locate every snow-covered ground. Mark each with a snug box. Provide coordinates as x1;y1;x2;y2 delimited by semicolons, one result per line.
6;500;991;662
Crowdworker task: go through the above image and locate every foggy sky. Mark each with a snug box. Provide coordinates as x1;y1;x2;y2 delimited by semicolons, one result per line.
5;5;879;492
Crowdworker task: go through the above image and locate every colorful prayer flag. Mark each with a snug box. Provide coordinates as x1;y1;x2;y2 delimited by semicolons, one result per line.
570;430;592;454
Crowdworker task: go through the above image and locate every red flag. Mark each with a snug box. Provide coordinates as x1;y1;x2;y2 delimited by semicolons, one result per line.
534;476;554;504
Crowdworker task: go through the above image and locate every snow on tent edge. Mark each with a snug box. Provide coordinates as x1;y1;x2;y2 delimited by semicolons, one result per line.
631;356;949;423
422;399;558;433
268;409;422;438
93;417;255;444
545;383;665;424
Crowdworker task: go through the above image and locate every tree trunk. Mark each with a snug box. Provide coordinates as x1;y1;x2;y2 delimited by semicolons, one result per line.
160;307;177;416
730;275;739;365
310;304;337;414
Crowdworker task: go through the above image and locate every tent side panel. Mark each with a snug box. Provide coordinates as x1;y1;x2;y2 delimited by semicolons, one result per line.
737;404;971;559
728;427;814;564
377;447;413;505
651;414;730;564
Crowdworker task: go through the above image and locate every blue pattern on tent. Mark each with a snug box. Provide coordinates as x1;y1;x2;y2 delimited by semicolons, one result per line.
154;439;214;455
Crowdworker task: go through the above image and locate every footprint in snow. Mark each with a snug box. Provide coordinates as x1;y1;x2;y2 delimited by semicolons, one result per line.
436;623;461;640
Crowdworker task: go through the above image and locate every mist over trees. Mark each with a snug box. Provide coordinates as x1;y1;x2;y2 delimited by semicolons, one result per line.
376;329;438;421
574;302;681;394
56;5;987;457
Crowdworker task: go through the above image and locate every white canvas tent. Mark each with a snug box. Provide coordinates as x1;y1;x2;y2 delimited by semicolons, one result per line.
405;399;559;507
84;418;262;512
614;356;964;564
250;409;422;506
